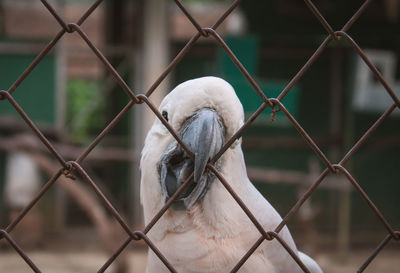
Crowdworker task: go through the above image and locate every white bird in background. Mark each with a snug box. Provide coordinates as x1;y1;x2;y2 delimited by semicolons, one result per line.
140;77;323;273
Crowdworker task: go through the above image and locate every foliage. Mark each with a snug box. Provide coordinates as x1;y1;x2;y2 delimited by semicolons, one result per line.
66;79;105;144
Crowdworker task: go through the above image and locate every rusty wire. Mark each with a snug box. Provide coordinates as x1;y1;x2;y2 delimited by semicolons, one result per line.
0;0;399;272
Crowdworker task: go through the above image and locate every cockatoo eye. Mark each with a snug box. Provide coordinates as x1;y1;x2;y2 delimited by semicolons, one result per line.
162;111;168;122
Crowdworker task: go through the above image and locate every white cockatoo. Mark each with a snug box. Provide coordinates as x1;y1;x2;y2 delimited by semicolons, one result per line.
140;77;323;273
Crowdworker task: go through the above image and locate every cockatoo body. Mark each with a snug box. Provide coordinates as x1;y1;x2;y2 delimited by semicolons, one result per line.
140;77;323;273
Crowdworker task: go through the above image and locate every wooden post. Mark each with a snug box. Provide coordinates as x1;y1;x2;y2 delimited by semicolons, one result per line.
131;0;170;228
331;48;352;261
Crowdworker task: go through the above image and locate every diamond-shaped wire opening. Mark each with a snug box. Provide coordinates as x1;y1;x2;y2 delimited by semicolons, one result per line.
207;28;269;104
68;24;137;102
144;0;241;98
38;0;136;150
291;0;400;116
0;91;67;168
53;162;137;272
6;0;104;97
338;166;397;237
275;0;375;103
56;33;138;163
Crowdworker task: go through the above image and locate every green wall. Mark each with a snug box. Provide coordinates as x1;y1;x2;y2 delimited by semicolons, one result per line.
0;51;56;224
0;54;56;124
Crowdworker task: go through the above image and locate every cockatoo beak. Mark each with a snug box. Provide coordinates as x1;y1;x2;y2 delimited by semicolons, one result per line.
158;108;225;210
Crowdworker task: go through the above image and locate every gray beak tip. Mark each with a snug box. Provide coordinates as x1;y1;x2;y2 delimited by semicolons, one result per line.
158;108;225;210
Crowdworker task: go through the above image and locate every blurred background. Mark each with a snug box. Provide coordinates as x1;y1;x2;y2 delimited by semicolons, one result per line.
0;0;399;272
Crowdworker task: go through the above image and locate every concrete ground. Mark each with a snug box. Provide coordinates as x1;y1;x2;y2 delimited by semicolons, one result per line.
0;250;146;273
0;249;399;273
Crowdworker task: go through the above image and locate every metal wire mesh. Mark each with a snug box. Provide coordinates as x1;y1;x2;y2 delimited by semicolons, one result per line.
0;0;399;272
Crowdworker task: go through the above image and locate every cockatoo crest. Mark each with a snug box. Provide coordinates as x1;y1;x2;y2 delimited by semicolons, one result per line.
155;76;244;145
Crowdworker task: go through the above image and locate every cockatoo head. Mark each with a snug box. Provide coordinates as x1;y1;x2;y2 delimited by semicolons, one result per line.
141;76;244;211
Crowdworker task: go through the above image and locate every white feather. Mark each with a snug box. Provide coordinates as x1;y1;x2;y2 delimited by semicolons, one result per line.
140;77;323;273
298;252;324;273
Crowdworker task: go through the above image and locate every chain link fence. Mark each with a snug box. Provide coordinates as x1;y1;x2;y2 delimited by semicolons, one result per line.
0;0;399;272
